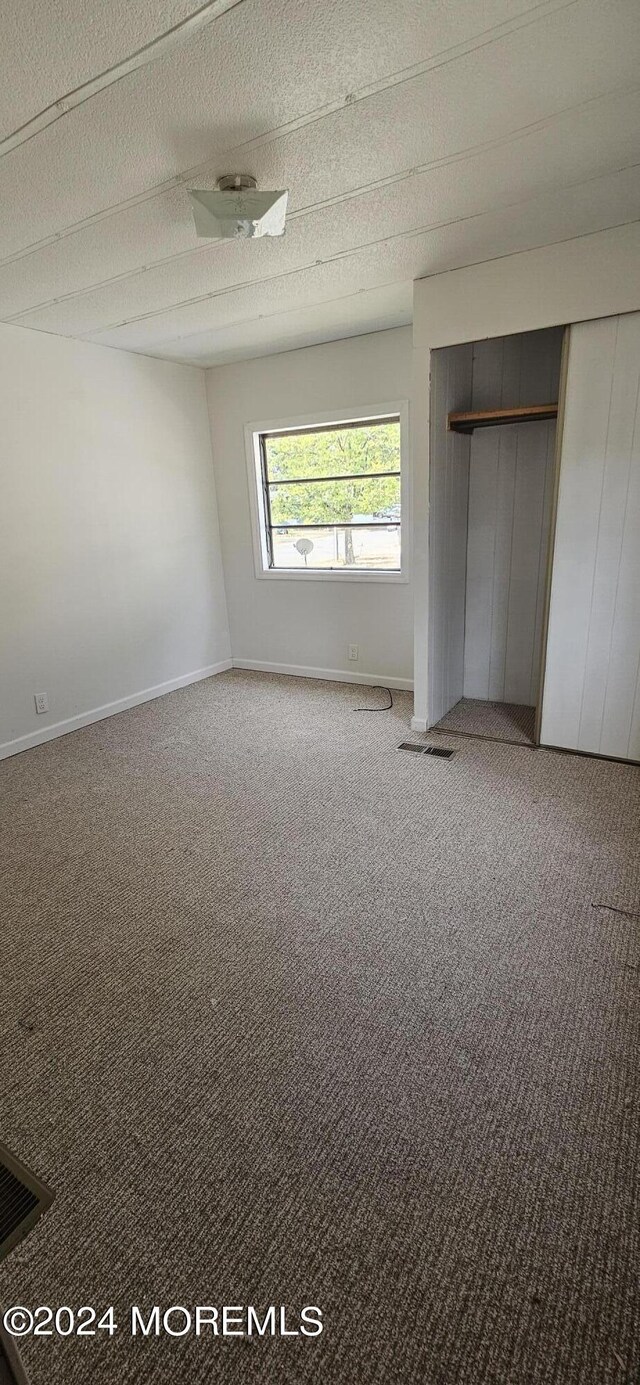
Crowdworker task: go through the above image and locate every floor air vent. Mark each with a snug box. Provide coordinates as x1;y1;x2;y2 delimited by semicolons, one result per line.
398;742;455;759
0;1142;54;1264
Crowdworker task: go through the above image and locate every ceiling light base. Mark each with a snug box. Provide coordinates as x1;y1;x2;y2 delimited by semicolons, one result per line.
216;174;257;193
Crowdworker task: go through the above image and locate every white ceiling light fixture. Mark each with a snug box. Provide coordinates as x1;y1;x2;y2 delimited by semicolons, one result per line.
188;175;288;239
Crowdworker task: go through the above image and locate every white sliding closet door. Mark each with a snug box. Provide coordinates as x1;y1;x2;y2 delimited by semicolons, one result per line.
540;312;640;760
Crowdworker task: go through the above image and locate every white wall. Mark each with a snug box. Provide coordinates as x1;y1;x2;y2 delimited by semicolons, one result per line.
463;328;562;706
540;312;640;760
412;221;640;729
428;343;472;725
206;328;413;688
0;323;230;758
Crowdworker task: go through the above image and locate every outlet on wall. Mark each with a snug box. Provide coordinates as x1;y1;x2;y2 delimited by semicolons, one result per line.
348;644;359;661
34;692;49;715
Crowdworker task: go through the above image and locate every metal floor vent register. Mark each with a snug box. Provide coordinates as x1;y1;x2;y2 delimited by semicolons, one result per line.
0;1145;54;1384
0;1142;54;1264
398;742;455;759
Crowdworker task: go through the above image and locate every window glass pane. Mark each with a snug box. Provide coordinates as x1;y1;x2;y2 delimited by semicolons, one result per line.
264;420;400;482
271;525;401;571
269;473;400;527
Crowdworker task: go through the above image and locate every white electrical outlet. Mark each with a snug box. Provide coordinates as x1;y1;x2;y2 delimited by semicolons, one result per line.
348;644;359;661
34;692;49;715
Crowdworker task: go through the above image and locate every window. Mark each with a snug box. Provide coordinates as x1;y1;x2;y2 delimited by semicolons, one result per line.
249;412;405;578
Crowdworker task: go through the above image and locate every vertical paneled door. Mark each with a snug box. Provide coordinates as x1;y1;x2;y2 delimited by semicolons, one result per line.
540;312;640;761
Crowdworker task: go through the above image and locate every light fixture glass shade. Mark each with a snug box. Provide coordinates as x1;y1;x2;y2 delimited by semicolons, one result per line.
189;188;288;238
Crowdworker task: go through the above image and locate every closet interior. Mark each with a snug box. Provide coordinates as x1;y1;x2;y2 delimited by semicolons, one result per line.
428;326;564;747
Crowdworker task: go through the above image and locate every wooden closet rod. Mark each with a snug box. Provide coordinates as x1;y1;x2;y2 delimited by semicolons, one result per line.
448;403;558;434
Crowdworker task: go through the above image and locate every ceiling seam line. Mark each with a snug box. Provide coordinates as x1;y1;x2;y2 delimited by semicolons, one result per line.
413;216;640;285
57;165;640;339
0;316;213;368
10;220;637;360
3;314;409;369
0;0;248;160
75;207;640;348
149;287;413;354
6;132;638;322
77;198;640;339
0;0;584;263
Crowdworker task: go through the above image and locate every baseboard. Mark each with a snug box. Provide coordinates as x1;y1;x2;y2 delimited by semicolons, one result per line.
0;660;233;762
232;658;414;691
410;716;428;733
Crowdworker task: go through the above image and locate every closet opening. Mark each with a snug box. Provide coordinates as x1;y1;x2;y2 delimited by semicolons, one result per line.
427;326;566;747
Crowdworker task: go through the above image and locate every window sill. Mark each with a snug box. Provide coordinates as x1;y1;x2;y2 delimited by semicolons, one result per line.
255;567;409;584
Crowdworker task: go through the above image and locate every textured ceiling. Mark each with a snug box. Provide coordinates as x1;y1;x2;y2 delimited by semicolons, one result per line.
1;0;639;366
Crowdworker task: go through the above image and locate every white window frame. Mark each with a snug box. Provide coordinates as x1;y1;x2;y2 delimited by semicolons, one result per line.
244;401;410;583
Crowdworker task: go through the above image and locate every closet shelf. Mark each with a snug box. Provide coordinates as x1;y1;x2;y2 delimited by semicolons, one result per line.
447;403;558;434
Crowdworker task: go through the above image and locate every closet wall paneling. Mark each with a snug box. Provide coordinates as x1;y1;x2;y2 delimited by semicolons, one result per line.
428;344;473;727
463;329;563;706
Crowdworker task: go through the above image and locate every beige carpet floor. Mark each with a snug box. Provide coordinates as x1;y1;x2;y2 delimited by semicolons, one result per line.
1;670;639;1385
431;698;536;745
